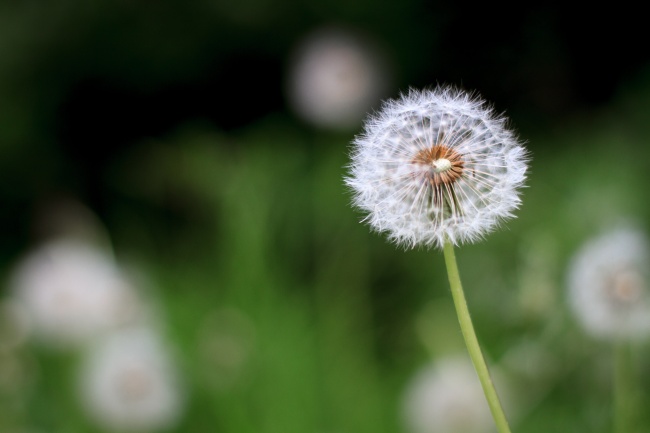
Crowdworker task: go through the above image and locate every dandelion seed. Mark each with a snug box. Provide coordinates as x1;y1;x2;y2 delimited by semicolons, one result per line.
346;86;528;249
568;227;650;340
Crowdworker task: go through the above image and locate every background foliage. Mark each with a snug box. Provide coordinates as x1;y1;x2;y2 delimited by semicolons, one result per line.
2;2;650;432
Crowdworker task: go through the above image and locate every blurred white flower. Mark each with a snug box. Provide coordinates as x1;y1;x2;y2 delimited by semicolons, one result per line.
346;87;528;249
79;327;184;432
568;227;650;340
287;27;389;130
402;356;494;433
197;307;256;391
8;239;143;348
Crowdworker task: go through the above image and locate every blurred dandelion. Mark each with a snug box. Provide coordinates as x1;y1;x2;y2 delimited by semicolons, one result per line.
8;239;144;348
568;226;650;340
346;86;528;433
196;307;256;391
78;327;185;432
286;27;390;130
402;356;497;433
567;225;650;433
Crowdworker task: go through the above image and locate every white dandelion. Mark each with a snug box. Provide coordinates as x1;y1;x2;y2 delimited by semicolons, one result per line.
346;87;528;249
568;227;650;340
402;356;496;433
8;239;143;348
287;27;390;130
78;327;185;432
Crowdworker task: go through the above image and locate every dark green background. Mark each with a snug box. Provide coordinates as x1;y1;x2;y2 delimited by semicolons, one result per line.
2;2;650;432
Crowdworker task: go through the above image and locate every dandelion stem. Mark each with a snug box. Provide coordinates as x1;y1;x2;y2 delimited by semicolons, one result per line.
443;240;512;433
614;341;633;433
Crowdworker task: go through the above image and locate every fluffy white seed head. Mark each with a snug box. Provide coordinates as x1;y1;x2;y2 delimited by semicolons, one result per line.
78;327;185;432
568;227;650;340
402;356;494;433
346;87;528;249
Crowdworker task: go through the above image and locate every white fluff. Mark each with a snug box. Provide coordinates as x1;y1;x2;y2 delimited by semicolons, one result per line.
402;356;495;433
568;227;650;340
8;239;143;347
287;27;389;130
79;327;185;432
346;87;528;249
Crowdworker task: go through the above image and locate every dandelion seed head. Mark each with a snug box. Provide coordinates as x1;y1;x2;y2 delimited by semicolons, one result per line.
287;27;389;130
79;327;185;432
568;227;650;340
402;356;495;433
8;239;144;348
346;86;528;249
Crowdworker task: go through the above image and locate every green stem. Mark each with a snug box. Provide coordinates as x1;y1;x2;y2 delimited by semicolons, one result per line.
614;341;633;433
443;240;512;433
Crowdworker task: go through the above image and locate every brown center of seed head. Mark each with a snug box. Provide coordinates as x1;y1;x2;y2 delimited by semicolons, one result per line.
412;145;464;187
116;364;154;400
611;270;644;305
